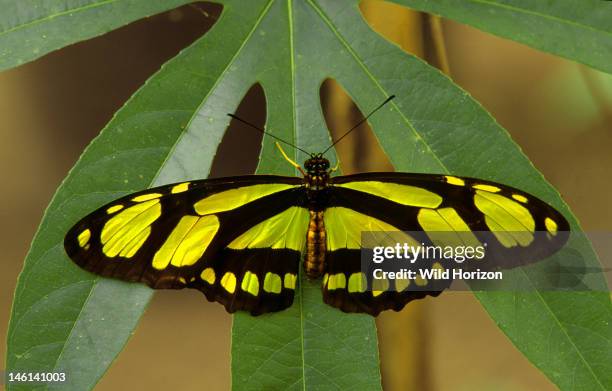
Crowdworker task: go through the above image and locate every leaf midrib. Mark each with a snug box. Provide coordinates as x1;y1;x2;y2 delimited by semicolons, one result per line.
285;1;308;390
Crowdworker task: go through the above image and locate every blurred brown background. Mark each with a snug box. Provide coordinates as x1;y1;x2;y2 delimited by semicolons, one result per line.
1;1;611;390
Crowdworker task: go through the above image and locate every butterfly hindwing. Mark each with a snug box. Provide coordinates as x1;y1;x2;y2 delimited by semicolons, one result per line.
64;175;306;315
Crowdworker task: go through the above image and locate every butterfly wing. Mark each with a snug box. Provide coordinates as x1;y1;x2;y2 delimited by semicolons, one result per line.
64;176;308;315
322;172;570;315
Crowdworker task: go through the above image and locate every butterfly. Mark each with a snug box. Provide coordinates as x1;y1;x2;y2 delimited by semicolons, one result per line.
64;96;570;316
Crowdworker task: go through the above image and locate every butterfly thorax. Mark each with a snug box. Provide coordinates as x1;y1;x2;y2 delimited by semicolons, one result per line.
304;155;330;193
303;154;331;279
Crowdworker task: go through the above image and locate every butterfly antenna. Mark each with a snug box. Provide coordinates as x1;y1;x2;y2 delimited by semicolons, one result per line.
322;95;396;154
227;113;311;155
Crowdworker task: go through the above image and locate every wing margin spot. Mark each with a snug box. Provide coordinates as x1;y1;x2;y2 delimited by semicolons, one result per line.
348;272;367;293
545;217;558;236
221;272;237;293
201;267;216;284
445;176;465;186
171;182;190;194
106;205;124;214
263;272;282;294
328;273;346;290
132;193;162;202
241;271;259;296
512;194;528;203
77;229;91;248
284;273;297;289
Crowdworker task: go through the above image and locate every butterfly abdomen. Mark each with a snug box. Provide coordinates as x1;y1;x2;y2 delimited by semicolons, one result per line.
305;210;326;279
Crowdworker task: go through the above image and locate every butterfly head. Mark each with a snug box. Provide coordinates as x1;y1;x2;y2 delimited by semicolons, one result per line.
304;154;330;176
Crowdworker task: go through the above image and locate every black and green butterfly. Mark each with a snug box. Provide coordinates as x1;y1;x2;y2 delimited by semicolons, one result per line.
64;98;569;316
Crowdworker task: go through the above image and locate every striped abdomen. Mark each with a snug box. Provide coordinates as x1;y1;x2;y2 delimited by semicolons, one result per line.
304;210;326;279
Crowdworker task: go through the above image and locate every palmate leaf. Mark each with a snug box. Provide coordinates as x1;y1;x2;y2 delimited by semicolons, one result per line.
5;1;611;391
393;0;612;76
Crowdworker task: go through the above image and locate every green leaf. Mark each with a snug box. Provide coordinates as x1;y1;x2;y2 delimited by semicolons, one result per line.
393;0;612;75
6;1;611;391
0;0;194;72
